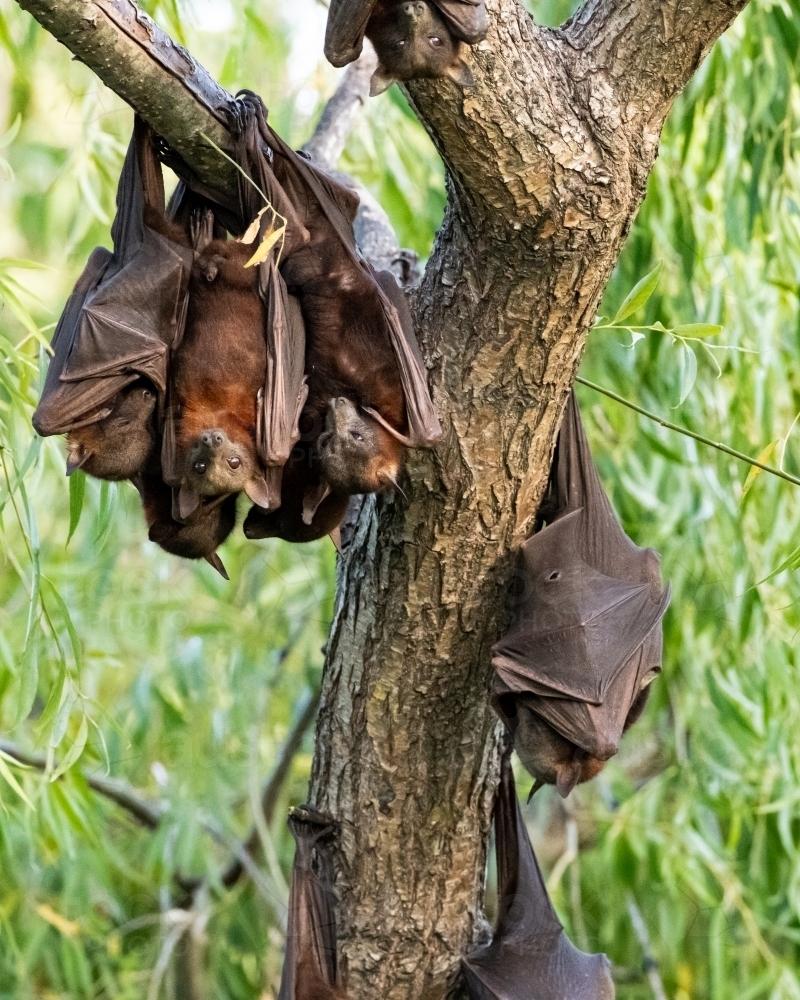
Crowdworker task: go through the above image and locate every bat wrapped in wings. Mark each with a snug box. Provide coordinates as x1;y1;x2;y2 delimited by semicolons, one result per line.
278;806;348;1000
492;390;671;798
324;0;487;95
462;750;615;1000
220;94;442;544
33;117;193;482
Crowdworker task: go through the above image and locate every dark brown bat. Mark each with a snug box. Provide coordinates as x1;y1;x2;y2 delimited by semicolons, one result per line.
227;95;441;540
324;0;486;95
462;750;615;1000
33;117;192;482
491;391;671;798
135;472;236;579
278;806;348;1000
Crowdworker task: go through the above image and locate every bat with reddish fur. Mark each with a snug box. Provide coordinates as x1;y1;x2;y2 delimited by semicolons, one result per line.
229;94;441;543
491;391;670;798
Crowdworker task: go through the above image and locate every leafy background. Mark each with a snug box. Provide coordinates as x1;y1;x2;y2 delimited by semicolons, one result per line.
1;0;799;996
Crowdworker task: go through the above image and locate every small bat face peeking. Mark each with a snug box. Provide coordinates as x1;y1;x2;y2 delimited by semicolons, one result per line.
499;680;655;799
317;397;403;495
366;0;475;94
65;382;157;481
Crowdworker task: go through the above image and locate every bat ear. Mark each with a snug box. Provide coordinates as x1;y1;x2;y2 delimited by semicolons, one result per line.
445;57;476;88
370;68;395;97
244;474;275;510
554;759;582;799
66;444;90;476
204;552;229;580
302;480;332;526
177;484;201;521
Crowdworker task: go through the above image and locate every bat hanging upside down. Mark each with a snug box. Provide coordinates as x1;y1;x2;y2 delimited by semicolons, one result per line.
492;391;671;799
324;0;487;94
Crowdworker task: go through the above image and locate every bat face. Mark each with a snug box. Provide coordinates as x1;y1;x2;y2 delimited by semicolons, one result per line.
497;695;606;799
183;427;262;499
367;2;475;94
317;397;402;495
65;382;157;481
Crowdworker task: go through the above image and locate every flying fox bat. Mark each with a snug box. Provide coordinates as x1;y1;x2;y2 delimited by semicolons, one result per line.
33;117;192;481
462;751;615;1000
135;472;235;579
324;0;486;95
491;390;671;798
225;94;441;539
278;806;348;1000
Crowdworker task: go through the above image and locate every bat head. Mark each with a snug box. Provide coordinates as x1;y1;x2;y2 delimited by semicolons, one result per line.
366;1;475;94
498;696;606;799
65;382;157;481
180;428;273;516
317;397;404;496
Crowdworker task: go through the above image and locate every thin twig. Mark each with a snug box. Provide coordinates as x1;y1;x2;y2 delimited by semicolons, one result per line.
0;739;165;827
576;377;800;488
626;894;668;1000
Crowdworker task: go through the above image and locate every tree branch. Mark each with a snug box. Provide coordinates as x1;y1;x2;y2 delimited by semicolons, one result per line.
16;0;239;208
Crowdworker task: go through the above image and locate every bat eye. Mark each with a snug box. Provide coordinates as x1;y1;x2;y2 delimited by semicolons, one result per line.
350;431;364;442
429;35;442;46
396;39;405;48
193;461;207;475
142;388;153;399
227;456;241;470
547;571;561;581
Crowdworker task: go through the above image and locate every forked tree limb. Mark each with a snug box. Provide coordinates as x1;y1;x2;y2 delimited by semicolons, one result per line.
9;0;754;996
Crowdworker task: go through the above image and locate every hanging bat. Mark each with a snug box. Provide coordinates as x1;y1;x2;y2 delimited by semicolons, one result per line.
462;750;615;1000
324;0;487;95
227;95;441;539
491;391;671;798
278;805;348;1000
135;472;235;579
64;381;158;480
33;117;193;481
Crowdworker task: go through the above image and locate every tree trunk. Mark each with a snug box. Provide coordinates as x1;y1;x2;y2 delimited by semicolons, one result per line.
11;0;752;996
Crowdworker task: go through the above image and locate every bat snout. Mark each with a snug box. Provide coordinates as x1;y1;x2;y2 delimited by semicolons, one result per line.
200;429;226;449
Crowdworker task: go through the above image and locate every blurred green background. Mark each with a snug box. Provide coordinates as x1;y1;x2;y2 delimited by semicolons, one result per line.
1;0;799;996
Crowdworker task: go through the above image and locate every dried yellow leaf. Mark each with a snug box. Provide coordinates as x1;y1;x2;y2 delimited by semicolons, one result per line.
245;225;286;267
239;207;267;245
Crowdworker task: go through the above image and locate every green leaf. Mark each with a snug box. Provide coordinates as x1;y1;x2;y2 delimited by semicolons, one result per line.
673;323;724;338
741;440;779;504
66;471;85;548
33;662;67;745
0;753;33;809
611;261;663;324
14;642;39;727
51;714;89;781
94;481;117;547
675;342;698;406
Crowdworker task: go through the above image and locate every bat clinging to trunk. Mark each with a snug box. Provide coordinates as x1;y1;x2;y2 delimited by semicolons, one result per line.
492;391;670;798
278;806;348;1000
462;750;615;999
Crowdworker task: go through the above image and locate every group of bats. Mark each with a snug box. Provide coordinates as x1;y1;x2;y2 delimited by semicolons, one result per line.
33;1;671;992
275;394;669;1000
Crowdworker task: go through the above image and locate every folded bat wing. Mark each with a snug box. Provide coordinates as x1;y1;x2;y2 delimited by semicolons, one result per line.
33;118;192;436
254;98;441;450
323;0;376;68
433;0;488;44
463;753;615;1000
278;806;343;1000
493;390;670;757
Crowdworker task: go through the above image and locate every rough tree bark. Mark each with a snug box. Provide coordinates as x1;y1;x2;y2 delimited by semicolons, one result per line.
12;0;751;997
